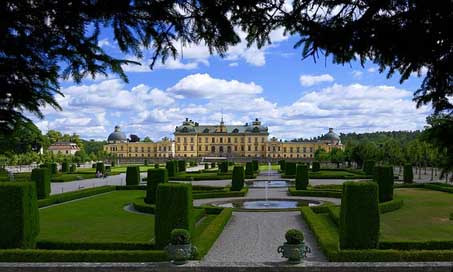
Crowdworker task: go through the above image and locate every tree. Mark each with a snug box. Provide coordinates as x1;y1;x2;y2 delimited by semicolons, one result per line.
129;134;140;142
143;137;153;142
329;148;345;168
314;148;329;162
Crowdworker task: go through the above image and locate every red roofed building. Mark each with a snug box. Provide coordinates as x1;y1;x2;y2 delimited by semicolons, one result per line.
47;142;80;155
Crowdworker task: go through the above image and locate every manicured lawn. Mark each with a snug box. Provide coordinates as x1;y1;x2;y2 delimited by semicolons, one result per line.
38;190;154;243
77;165;160;174
170;171;231;181
381;188;453;241
259;164;280;171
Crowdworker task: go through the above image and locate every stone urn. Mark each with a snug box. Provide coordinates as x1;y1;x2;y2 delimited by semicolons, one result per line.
278;229;311;264
165;229;196;265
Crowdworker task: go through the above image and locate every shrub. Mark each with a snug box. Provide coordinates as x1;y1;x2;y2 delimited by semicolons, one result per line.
373;165;394;202
285;229;304;244
145;168;168;204
245;162;253;176
219;161;228;173
50;163;58;174
144;159;148;166
204;163;209;170
0;182;39;249
30;168;51;199
279;160;286;171
211;162;216;168
166;161;177;177
363;160;375;175
312;161;320;172
252;160;259;172
154;163;159;168
111;160;116;167
403;164;414;183
61;161;69;173
288;188;342;198
169;229;190;245
96;162;105;174
69;164;77;173
178;160;186;172
155;183;193;249
340;181;380;249
231;166;245;191
295;164;309;190
105;166;111;173
37;186;115;208
126;166;140;185
92;163;96;169
285;162;297;176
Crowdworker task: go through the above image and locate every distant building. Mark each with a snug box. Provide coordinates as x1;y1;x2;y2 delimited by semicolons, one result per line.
48;142;80;155
103;119;343;161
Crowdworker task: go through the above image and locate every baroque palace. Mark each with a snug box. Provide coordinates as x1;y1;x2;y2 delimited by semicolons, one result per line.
104;118;343;161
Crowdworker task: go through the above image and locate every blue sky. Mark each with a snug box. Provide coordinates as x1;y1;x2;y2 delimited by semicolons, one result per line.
34;28;430;141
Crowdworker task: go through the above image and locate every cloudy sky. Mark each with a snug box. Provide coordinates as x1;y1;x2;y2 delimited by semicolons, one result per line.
34;28;431;141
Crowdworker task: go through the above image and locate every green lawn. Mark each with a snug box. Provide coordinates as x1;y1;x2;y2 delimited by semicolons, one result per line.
38;190;155;243
259;164;280;171
77;165;159;174
381;188;453;241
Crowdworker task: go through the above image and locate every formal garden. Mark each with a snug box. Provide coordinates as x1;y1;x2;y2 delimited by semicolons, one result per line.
0;159;452;264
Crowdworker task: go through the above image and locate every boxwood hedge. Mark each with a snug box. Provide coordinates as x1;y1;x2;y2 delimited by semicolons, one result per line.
155;183;193;248
312;161;320;172
126;166;140;186
177;160;186;172
285;162;297;176
403;164;414;183
231;166;245;191
61;161;69;173
96;162;105;174
373;165;394;202
166;161;177;177
252;160;259;172
363;160;375;176
295;164;309;190
30;168;51;199
0;182;39;249
145;168;168;204
279;160;286;171
340;181;380;249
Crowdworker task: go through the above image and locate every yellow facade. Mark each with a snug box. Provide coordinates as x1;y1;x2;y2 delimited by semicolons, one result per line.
103;120;343;160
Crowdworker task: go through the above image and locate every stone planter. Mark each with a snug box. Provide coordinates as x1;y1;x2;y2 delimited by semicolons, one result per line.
165;243;195;265
277;242;311;264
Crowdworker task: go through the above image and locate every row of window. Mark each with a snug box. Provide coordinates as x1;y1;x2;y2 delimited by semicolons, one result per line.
117;153;171;158
176;136;266;144
109;146;170;152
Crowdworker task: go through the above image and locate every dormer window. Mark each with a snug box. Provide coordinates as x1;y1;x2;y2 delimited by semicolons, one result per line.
182;127;188;132
203;128;209;133
232;128;239;133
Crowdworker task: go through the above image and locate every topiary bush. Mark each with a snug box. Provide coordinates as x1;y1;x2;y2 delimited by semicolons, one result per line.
144;159;148;166
155;183;193;248
403;163;414;183
61;161;69;173
50;163;58;175
69;164;77;173
145;168;168;204
211;162;216;168
231;166;245;191
92;163;96;169
285;229;304;244
111;160;116;167
252;160;259;172
178;160;186;172
312;161;320;172
126;166;140;185
279;160;286;171
340;181;380;250
295;164;309;190
373;165;394;202
96;162;105;174
363;160;376;175
204;163;209;170
170;229;191;245
154;163;159;169
285;162;297;176
245;162;253;176
0;182;39;249
30;168;51;199
219;161;228;173
166;161;176;177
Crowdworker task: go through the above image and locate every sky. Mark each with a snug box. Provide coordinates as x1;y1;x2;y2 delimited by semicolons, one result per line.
33;28;431;142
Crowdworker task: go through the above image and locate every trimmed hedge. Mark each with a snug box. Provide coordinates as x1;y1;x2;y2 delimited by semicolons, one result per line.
363;160;375;175
192;208;233;259
177;160;186;172
125;166;140;185
295;164;309;190
132;199;155;214
231;166;245;191
0;249;168;262
211;162;216;168
69;164;76;173
166;161;177;177
31;168;51;199
379;198;404;214
154;163;159;168
50;163;58;174
37;240;154;250
312;161;320;172
0;182;39;249
155;183;193;248
61;161;69;173
252;160;259;172
424;183;453;193
285;162;297;176
37;186;116;208
340;181;380;249
111;160;116;167
403;164;413;183
245;162;253;176
144;159;148;166
96;162;105;174
204;163;209;170
373;165;394;202
193;188;248;199
379;240;453;251
219;161;229;173
288;187;342;198
279;160;286;171
145;168;168;204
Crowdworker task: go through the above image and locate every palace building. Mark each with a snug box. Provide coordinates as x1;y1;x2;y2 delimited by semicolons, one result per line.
104;119;343;161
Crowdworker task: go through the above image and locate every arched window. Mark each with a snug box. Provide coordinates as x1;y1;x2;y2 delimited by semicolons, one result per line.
211;146;216;153
203;128;209;133
232;128;239;133
252;127;260;132
219;146;224;153
182;127;188;132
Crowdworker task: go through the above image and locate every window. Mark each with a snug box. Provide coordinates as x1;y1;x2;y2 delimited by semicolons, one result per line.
190;145;194;151
310;147;313;152
290;147;293;153
234;138;238;143
211;146;215;153
120;146;124;151
297;147;299;153
205;137;208;143
255;137;258;143
228;137;231;143
183;137;187;143
234;146;238;151
248;145;251;151
212;137;215;143
241;145;245;151
198;138;201;143
147;147;151;152
219;146;224;153
190;137;194;143
184;146;187;151
199;146;202;151
177;146;180;151
141;147;144;152
303;147;306;153
177;137;180;143
129;147;132;152
205;146;208;151
255;146;258;151
283;147;286;152
135;147;138;152
203;128;209;133
262;137;265;142
220;137;223;143
232;128;239;133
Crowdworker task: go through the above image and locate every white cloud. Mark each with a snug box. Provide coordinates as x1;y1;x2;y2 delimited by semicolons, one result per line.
299;74;334;86
367;67;377;73
97;38;111;48
352;70;363;78
229;62;239;67
167;73;263;99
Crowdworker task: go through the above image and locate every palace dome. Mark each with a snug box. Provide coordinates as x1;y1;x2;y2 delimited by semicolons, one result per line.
107;126;127;142
321;128;341;144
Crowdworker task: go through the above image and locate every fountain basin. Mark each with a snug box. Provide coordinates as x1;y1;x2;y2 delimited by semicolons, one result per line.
247;180;291;188
211;198;322;211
